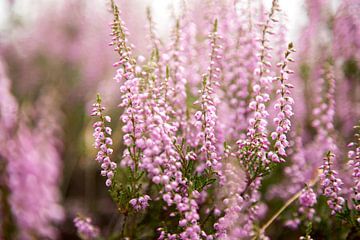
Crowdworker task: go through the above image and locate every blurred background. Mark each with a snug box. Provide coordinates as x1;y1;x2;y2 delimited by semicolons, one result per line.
0;0;358;239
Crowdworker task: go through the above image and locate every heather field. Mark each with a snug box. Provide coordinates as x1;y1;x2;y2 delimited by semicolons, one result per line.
0;0;360;239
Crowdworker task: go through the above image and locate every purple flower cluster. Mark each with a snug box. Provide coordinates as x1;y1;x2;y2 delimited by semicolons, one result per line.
269;43;295;162
216;7;257;140
108;4;206;237
165;19;188;134
214;160;260;239
129;195;151;211
74;216;100;240
193;19;222;172
319;152;345;214
109;3;146;174
245;0;282;165
91;97;116;187
347;132;360;210
299;187;317;208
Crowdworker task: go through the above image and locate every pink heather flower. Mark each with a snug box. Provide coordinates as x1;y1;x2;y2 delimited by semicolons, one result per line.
299;187;317;208
193;19;222;172
269;42;295;162
216;2;259;140
109;3;148;173
108;4;204;238
311;64;338;154
163;19;189;136
129;195;151;211
214;161;259;239
347;130;360;210
244;0;282;165
268;135;312;200
145;7;162;52
284;218;300;230
91;95;116;187
74;216;100;240
333;0;360;60
319;152;345;214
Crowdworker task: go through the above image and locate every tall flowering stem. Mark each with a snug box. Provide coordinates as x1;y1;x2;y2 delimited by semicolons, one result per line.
166;19;188;136
194;19;222;173
311;63;337;153
108;1;149;214
319;151;345;214
269;42;295;163
110;0;142;172
242;0;282;174
247;0;281;146
146;7;162;53
237;0;285;183
91;94;116;187
109;0;136;70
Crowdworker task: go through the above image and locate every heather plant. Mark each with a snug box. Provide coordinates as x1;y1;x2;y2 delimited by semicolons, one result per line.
0;0;360;239
82;0;359;239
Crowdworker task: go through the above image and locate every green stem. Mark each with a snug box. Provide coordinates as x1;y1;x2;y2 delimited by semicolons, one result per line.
252;175;319;240
120;212;128;238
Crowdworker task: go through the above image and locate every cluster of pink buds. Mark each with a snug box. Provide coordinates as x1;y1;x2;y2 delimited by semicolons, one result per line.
91;95;116;187
298;187;317;220
299;187;317;208
74;216;100;240
347;125;360;210
311;64;337;153
129;195;151;211
193;19;222;173
246;0;282;164
319;152;345;214
269;42;295;162
109;0;134;70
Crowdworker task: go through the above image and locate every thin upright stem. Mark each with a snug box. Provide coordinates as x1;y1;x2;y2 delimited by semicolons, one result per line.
252;174;319;240
121;212;129;238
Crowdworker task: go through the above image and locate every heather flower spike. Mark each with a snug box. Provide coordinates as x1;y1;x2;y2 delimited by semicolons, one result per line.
319;151;345;214
91;94;116;187
269;42;296;163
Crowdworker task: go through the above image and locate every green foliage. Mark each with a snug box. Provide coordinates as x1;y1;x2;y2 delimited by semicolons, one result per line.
336;200;360;231
305;221;312;237
343;58;360;80
109;167;145;213
300;63;310;81
190;170;217;192
213;19;218;32
173;139;218;193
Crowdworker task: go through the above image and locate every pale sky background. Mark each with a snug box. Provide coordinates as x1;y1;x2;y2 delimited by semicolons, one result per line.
0;0;340;43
